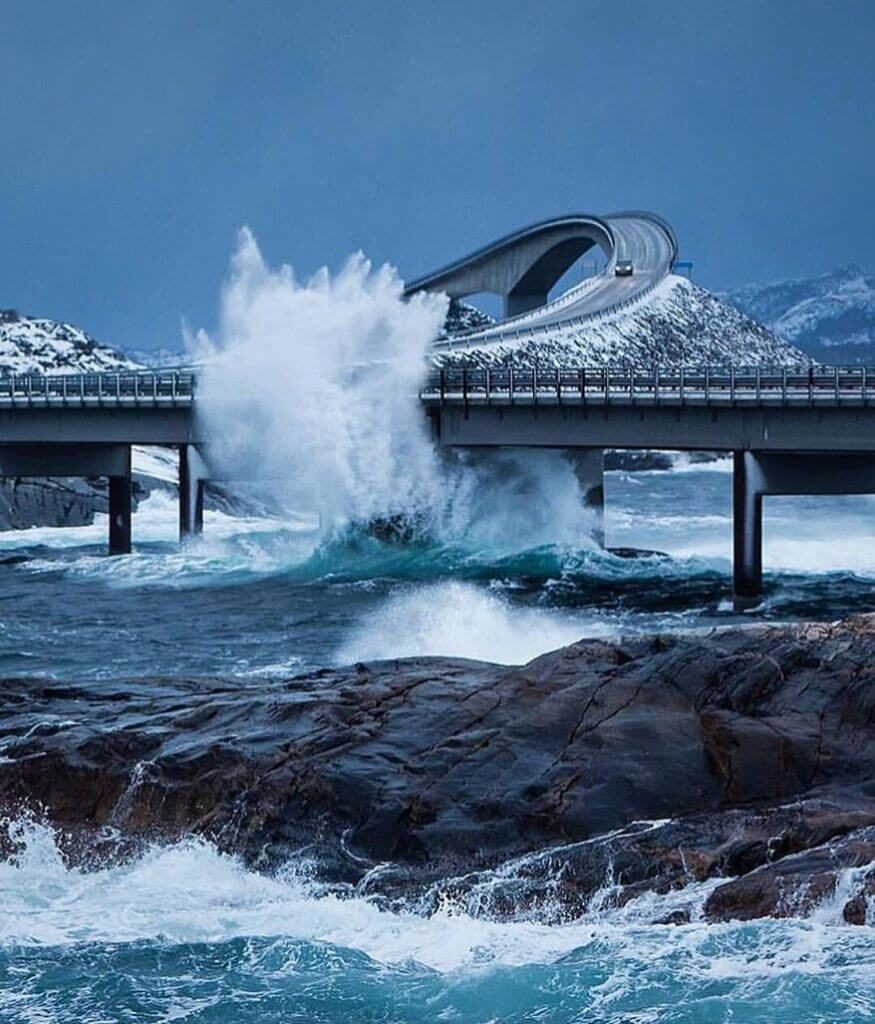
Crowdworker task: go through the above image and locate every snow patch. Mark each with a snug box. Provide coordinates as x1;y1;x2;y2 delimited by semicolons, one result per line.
434;276;807;368
0;309;139;374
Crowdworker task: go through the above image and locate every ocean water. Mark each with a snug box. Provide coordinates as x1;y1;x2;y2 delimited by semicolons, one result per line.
2;239;873;1020
1;460;875;1022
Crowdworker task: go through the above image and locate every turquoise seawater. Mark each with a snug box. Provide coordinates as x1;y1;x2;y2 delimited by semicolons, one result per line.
0;823;873;1023
0;460;873;1020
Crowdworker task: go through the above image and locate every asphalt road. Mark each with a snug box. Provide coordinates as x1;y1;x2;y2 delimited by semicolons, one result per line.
443;214;675;345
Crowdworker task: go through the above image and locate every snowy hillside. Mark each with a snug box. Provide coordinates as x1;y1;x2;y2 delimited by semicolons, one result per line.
0;309;139;374
435;275;808;367
724;265;875;364
439;299;495;338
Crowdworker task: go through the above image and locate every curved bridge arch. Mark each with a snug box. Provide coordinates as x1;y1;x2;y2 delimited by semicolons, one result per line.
606;209;679;264
404;215;615;318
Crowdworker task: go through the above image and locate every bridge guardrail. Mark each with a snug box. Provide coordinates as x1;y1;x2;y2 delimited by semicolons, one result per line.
432;269;671;351
433;213;677;349
420;365;875;407
0;371;195;407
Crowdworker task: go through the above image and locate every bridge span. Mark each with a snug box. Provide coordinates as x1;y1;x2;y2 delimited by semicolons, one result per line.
2;366;875;604
0;371;202;554
423;365;875;603
403;211;677;334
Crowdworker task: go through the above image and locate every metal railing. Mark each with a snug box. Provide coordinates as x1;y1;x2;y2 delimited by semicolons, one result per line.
432;272;670;350
431;213;677;349
0;370;195;407
420;365;875;407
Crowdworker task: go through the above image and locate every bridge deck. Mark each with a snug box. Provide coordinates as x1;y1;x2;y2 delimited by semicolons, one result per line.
0;371;195;408
421;366;875;408
0;366;873;602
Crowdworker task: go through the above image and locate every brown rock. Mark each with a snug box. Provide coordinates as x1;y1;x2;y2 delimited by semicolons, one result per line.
1;614;875;918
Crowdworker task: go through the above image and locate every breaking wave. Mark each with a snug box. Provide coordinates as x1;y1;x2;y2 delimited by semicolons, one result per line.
0;819;872;1022
189;230;599;555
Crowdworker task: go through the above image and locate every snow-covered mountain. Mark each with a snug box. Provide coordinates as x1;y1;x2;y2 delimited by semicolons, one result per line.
440;299;495;337
436;275;807;367
724;265;875;364
0;310;143;529
0;309;139;373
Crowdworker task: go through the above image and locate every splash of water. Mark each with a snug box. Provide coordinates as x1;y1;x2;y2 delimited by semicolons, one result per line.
1;817;872;987
191;230;598;554
336;580;593;665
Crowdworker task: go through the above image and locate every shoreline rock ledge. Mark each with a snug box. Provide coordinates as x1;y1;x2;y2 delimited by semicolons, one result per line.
2;615;875;924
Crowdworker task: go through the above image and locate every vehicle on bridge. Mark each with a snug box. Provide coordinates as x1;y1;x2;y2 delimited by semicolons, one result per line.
403;211;675;326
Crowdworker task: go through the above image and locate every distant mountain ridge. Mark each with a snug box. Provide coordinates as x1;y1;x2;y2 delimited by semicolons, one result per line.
724;265;875;363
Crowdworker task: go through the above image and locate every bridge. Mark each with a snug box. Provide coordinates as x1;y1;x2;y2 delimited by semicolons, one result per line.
2;365;875;604
403;211;677;332
0;371;203;553
1;213;871;604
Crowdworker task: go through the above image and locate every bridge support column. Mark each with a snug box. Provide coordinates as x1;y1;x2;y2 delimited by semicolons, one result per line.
569;448;605;547
733;451;763;606
179;444;206;540
108;447;132;555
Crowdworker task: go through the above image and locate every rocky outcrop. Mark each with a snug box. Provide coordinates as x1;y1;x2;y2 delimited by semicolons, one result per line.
604;450;721;473
434;276;809;368
1;615;874;923
703;825;875;923
0;308;137;374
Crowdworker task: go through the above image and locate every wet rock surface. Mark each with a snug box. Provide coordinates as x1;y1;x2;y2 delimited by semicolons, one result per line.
2;615;875;923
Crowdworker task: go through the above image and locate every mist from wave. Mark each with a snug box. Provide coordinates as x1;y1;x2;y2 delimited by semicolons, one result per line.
188;230;600;559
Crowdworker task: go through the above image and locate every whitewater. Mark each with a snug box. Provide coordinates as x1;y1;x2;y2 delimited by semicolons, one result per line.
1;816;873;1022
1;234;874;1021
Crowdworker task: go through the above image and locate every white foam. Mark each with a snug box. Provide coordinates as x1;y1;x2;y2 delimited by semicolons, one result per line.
190;231;600;553
336;581;594;665
0;819;872;983
16;490;319;587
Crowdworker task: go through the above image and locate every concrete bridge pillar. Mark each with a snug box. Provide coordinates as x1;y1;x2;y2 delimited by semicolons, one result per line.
732;450;875;606
568;448;605;547
108;446;132;555
179;444;206;540
732;451;763;606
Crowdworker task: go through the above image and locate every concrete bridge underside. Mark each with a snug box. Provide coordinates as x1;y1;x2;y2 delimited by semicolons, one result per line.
404;216;615;318
428;402;875;605
0;442;205;555
0;402;204;553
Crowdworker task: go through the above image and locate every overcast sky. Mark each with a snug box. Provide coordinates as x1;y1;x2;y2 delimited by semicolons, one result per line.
2;0;874;351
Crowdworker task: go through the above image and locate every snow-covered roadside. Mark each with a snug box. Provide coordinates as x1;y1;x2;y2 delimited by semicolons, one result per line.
435;275;808;367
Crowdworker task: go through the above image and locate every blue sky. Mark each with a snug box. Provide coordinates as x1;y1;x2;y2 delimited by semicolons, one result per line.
2;0;874;352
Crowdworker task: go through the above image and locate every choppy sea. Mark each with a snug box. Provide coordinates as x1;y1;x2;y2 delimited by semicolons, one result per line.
1;457;874;1022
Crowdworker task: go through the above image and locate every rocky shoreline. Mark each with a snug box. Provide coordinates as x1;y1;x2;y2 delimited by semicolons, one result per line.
1;614;874;925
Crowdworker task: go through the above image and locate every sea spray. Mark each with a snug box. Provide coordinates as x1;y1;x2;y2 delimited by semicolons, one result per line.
335;580;593;664
190;229;448;534
190;229;599;553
